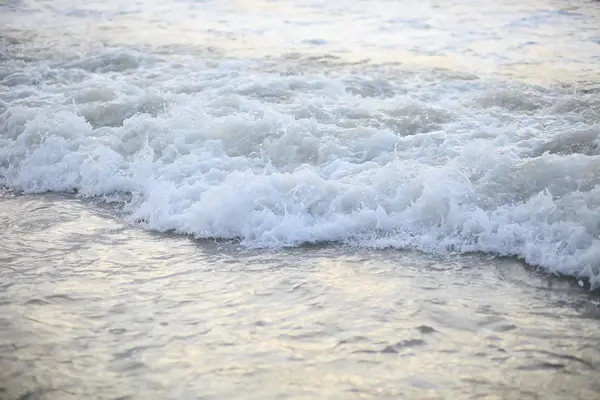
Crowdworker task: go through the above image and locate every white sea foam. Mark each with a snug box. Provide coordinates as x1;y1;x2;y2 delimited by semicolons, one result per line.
1;0;600;287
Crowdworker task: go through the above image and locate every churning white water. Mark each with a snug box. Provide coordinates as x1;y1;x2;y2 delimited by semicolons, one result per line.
1;1;600;399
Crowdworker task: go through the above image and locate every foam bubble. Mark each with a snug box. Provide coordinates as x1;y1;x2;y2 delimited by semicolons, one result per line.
1;45;599;287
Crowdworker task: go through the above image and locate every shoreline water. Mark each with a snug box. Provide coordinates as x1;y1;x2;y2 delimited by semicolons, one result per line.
2;1;600;398
2;190;600;400
3;187;600;298
3;187;600;295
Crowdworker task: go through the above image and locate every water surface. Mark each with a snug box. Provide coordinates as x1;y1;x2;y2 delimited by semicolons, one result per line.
1;191;600;399
1;0;600;398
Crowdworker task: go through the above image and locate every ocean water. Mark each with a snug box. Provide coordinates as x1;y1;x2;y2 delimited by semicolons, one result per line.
1;0;600;398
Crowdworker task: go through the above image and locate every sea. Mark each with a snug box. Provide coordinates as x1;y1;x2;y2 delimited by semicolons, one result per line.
1;0;600;399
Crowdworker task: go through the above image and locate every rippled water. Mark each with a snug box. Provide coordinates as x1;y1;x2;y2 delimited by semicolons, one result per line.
1;0;600;398
1;191;600;399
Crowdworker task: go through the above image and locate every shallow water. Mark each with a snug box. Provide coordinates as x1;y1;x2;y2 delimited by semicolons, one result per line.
2;0;600;281
1;191;600;400
1;0;600;398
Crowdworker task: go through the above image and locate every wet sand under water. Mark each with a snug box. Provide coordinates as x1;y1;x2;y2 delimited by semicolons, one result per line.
1;192;599;400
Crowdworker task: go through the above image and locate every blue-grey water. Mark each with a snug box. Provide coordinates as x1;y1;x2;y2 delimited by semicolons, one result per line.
1;0;600;399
